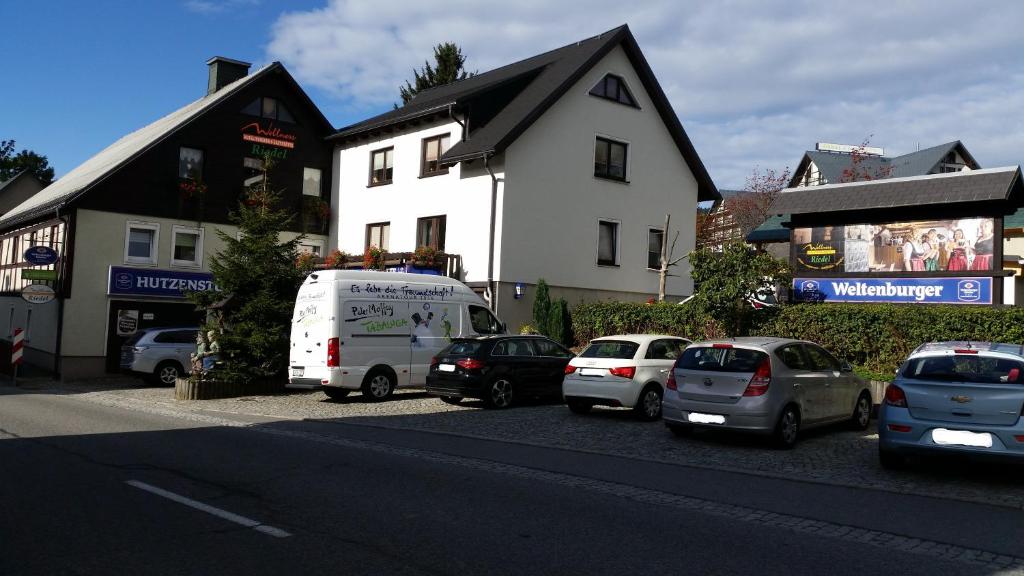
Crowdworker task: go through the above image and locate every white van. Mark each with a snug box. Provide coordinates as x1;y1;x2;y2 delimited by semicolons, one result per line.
288;270;506;400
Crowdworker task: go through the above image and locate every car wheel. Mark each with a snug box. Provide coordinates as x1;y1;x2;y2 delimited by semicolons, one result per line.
667;424;693;437
773;405;800;449
483;377;513;409
633;384;663;422
440;396;462;406
879;448;905;470
362;370;396;401
153;361;183;387
566;398;593;414
323;387;350;400
851;392;872;430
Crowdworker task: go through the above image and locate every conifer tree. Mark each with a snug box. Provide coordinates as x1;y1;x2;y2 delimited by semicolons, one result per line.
398;42;473;105
532;279;551;337
190;156;305;383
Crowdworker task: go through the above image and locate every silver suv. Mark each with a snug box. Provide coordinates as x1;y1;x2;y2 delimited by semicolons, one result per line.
120;327;199;385
662;337;873;448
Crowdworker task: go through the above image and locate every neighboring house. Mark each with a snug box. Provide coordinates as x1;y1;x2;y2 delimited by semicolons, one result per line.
696;189;743;251
329;25;719;330
0;170;46;216
0;58;334;378
748;141;981;254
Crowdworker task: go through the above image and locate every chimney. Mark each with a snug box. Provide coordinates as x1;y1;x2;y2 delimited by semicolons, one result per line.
206;56;251;95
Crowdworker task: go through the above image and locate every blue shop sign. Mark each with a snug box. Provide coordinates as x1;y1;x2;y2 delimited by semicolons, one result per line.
24;245;59;265
108;266;218;299
794;277;992;305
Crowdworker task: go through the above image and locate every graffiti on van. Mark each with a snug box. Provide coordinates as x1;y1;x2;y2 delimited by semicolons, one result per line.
295;303;321;327
348;283;455;301
345;302;396;322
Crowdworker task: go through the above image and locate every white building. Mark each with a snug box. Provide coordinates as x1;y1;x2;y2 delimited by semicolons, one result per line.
329;25;719;330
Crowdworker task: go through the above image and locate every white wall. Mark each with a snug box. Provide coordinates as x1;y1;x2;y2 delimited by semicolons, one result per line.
501;45;700;297
333;120;500;283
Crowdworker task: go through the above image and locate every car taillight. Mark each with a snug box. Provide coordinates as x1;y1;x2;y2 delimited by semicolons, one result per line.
326;337;340;368
430;356;439;367
712;343;733;349
456;358;485;370
883;384;907;408
743;358;771;396
564;365;577;375
666;369;678;390
953;349;978;354
609;366;636;379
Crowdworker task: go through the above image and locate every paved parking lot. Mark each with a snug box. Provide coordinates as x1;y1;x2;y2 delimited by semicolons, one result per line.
42;379;1024;510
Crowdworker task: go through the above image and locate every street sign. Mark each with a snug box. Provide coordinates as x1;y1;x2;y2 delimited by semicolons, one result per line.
24;246;59;266
21;284;56;304
22;269;57;281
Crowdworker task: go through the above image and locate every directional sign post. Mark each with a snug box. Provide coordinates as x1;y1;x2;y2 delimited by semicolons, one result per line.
11;327;23;387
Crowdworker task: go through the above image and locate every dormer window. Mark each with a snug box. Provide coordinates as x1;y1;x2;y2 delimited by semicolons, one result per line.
241;96;296;123
589;74;636;107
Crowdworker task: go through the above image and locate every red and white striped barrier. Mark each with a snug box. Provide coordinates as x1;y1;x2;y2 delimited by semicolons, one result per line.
12;328;24;366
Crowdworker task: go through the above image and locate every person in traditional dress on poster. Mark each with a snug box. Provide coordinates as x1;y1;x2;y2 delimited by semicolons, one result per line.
946;229;971;271
971;220;995;270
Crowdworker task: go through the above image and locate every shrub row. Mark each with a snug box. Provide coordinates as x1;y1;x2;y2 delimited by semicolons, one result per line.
572;301;1024;377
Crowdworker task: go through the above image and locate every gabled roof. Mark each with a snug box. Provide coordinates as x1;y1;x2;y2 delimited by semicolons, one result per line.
887;140;978;178
789;150;890;187
770;167;1023;215
745;214;790;243
0;62;331;229
330;25;719;202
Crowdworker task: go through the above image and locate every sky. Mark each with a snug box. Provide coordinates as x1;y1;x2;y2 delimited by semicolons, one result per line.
4;1;1024;190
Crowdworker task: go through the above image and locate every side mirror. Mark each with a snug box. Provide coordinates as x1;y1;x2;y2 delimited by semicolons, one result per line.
840;361;853;373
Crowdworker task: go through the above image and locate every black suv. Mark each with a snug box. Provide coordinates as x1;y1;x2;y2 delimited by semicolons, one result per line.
425;335;574;409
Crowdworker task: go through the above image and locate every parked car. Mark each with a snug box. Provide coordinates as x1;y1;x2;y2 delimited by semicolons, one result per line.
662;337;872;448
289;270;506;401
120;327;199;385
563;335;691;421
425;335;574;408
878;341;1024;469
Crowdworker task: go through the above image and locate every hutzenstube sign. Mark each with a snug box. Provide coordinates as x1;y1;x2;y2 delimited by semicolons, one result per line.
108;266;219;299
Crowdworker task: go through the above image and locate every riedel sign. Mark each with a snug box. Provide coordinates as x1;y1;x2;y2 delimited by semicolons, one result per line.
794;277;992;305
108;266;218;299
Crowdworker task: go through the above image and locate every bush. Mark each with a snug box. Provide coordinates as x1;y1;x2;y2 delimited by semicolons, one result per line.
571;301;729;344
754;303;1024;376
533;279;551;337
549;298;573;346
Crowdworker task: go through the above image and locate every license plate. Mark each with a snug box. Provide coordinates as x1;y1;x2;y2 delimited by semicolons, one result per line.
688;412;726;424
438;364;456;372
291;368;304;378
932;428;993;448
579;368;606;377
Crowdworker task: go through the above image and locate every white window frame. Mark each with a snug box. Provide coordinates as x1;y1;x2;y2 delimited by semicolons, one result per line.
647;227;665;271
124;221;160;266
170;225;204;268
298;239;324;257
302;167;322;197
597;218;621;267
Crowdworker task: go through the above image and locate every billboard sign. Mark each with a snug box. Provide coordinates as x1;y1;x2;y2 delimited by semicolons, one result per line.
793;277;992;305
792;218;995;274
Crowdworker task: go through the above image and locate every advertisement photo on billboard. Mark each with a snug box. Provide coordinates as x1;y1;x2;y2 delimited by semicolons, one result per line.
792;218;995;274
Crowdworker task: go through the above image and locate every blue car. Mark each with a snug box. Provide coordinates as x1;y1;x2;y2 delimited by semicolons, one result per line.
878;341;1024;468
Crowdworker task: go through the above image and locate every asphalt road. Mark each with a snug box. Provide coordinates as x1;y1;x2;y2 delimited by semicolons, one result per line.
1;385;1021;576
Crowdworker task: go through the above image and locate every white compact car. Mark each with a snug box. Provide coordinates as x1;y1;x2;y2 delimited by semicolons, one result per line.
563;335;691;421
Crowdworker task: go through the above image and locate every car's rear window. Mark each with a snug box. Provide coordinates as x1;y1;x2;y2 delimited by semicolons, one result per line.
579;340;639;360
903;355;1024;384
123;331;148;346
441;341;483;357
679;346;768;373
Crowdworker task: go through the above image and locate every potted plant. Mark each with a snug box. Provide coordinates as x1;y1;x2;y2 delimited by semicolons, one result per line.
364;245;386;270
324;249;349;269
413;245;445;269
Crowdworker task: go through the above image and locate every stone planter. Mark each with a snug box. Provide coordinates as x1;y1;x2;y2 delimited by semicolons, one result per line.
175;376;284;400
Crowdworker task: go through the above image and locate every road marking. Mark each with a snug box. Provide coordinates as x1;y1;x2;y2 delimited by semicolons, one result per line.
125;480;291;538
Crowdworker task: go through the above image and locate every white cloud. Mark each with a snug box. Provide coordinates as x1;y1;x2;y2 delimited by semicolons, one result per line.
267;0;1024;188
184;0;259;15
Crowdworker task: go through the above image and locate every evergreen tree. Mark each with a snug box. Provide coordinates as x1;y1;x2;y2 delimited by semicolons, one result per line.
398;42;473;105
189;156;305;383
532;279;551;337
548;298;571;346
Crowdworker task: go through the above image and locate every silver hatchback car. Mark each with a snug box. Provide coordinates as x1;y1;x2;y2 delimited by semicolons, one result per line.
120;327;199;385
878;341;1024;468
662;337;872;448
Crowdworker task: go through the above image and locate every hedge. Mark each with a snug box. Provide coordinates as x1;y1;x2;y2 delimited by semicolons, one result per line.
571;301;727;344
572;301;1024;377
